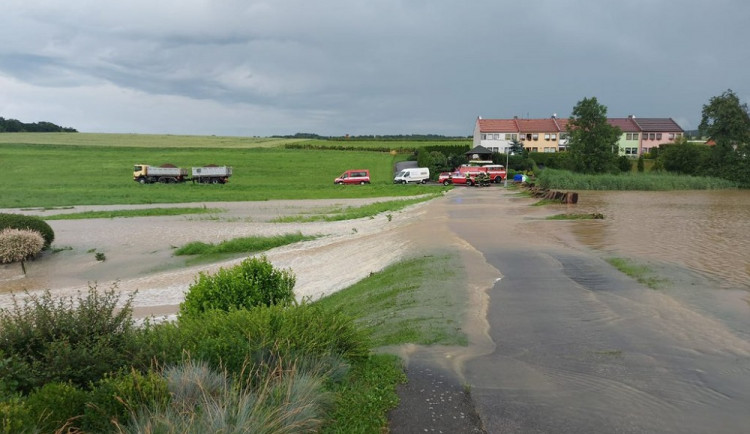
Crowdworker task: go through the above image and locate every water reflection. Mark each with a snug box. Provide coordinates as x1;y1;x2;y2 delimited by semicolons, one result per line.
570;190;750;290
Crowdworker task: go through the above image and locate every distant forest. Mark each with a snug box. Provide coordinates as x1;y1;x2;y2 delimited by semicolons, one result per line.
0;117;77;133
273;132;471;141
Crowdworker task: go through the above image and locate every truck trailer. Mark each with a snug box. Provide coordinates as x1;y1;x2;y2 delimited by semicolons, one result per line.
133;164;232;184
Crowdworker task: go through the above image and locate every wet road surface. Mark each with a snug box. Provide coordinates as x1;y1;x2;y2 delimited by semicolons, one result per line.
448;189;750;433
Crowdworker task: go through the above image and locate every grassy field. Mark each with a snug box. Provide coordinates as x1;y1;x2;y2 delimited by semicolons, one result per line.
0;132;305;148
0;142;447;208
0;132;470;150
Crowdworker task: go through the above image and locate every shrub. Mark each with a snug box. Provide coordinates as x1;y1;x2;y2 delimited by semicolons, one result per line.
0;213;54;248
0;228;45;275
24;381;89;433
142;304;369;377
83;369;170;432
0;396;31;434
179;255;296;317
0;285;139;394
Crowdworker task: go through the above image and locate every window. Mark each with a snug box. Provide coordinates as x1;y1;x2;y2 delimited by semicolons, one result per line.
532;134;539;141
656;133;662;140
551;133;557;140
626;133;639;141
526;133;532;141
481;134;487;140
649;133;656;140
544;133;550;140
668;133;675;140
531;147;538;152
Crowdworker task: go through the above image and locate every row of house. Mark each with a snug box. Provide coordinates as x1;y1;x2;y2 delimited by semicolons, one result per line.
473;115;684;156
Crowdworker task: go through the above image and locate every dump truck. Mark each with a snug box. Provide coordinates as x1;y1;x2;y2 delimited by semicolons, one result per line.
133;164;232;184
133;164;188;184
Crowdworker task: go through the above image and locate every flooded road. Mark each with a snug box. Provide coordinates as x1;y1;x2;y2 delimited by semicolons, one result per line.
447;188;750;433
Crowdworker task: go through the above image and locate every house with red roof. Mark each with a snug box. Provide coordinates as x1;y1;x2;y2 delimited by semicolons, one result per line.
473;115;684;156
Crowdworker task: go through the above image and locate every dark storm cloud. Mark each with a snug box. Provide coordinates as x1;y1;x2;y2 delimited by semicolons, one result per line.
1;0;748;135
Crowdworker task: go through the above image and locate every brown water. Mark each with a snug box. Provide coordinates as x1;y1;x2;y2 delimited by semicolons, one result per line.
568;190;750;290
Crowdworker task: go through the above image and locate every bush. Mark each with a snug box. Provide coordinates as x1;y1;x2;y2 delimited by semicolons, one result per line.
142;304;369;377
0;229;44;275
83;369;170;432
0;214;54;248
0;396;31;434
0;285;139;394
24;381;89;433
179;255;296;317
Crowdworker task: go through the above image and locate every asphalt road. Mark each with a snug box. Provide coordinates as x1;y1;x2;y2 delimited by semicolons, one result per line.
443;189;750;433
390;187;750;433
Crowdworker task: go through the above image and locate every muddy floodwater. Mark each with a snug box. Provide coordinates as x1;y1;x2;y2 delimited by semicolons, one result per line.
571;190;750;290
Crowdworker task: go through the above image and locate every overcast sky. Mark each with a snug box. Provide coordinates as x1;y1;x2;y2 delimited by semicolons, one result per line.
1;0;748;136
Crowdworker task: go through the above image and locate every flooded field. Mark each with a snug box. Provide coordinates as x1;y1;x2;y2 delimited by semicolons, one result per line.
570;190;750;290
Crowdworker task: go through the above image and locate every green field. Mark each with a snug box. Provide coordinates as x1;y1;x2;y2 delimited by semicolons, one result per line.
0;141;446;208
0;132;304;148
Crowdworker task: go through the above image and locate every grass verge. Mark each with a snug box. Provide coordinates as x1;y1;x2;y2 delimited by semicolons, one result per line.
606;257;668;289
314;252;468;347
174;232;319;258
41;207;224;220
321;353;406;433
272;195;438;223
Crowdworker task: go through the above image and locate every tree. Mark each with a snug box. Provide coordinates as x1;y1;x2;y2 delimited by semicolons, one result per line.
509;138;525;155
566;97;622;174
699;89;750;184
699;89;750;147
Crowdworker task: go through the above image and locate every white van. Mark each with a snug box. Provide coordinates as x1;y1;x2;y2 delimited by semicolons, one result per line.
393;167;430;184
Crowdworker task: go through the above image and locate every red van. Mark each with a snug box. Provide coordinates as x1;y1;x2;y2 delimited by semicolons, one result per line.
334;169;371;185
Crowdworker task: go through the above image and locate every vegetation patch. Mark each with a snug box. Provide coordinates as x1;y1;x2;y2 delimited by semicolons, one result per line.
272;195;438;222
42;207;225;220
537;168;737;191
174;232;318;257
606;257;668;289
314;252;468;347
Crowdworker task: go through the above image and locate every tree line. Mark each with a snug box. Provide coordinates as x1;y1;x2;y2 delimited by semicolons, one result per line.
0;117;77;133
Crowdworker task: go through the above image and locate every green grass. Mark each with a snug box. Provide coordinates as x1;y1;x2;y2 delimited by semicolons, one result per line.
41;207;224;220
313;252;469;347
272;195;439;222
0;132;305;148
321;354;406;433
0;143;443;208
606;257;668;289
173;232;319;258
537;168;738;190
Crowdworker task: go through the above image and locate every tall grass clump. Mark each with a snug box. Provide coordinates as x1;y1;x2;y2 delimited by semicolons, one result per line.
122;359;330;433
0;213;54;247
0;285;139;394
179;256;296;317
536;168;738;190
